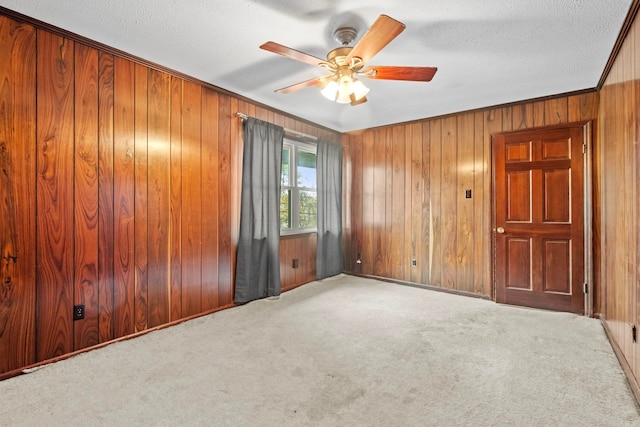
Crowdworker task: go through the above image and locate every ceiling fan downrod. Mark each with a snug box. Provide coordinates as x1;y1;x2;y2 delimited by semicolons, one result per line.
334;27;357;46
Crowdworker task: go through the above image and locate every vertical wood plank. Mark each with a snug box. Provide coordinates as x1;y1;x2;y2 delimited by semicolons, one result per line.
634;18;640;377
473;112;486;295
582;91;600;122
362;131;374;275
456;113;475;292
615;57;629;350
255;106;269;121
280;238;292;290
428;120;442;286
615;57;628;352
113;57;135;338
501;108;513;132
602;63;620;341
441;116;458;289
403;125;413;282
577;91;599;122
612;42;629;358
146;69;171;327
501;107;514;133
599;83;610;321
512;103;534;130
373;129;386;276
217;94;233;305
409;124;423;283
97;51;114;343
73;43;100;350
391;125;405;280
36;30;75;360
533;101;546;128
0;17;36;372
599;74;613;324
384;128;393;277
568;93;588;123
169;76;182;321
420;122;431;285
202;88;220;311
592;95;603;316
181;80;203;317
484;108;502;297
294;238;303;285
568;91;599;313
229;96;241;298
342;135;353;270
351;134;363;275
308;233;317;281
622;33;636;364
544;97;569;125
113;56;135;338
134;63;148;332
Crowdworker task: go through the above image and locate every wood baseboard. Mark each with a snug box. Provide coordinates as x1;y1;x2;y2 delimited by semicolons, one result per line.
346;272;491;300
0;302;235;382
600;318;640;405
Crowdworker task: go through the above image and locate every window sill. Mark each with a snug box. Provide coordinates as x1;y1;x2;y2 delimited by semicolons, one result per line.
280;231;317;240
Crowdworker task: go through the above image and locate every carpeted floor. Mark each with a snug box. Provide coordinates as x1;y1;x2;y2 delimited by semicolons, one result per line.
1;274;638;426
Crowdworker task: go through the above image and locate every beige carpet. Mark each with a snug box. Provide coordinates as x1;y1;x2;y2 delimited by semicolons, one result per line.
1;274;638;426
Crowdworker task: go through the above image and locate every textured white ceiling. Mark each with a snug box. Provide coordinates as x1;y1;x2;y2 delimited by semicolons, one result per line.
0;0;632;132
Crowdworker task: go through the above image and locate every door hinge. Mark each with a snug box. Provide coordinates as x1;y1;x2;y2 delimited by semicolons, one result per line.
583;283;588;294
632;325;637;343
582;144;587;154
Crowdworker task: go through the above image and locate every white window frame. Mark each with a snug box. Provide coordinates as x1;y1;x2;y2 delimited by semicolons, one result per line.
281;138;317;235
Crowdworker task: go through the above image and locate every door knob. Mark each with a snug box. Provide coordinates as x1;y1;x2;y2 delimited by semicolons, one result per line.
496;226;505;234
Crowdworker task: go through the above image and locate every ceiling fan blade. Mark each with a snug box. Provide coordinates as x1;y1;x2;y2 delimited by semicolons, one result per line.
346;15;406;65
260;41;326;67
274;76;325;94
362;66;438;82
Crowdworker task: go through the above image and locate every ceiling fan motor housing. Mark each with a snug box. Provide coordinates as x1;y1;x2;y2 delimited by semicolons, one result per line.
334;26;358;46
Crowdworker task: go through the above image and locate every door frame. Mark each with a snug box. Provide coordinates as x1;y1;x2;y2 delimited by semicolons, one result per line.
491;121;594;316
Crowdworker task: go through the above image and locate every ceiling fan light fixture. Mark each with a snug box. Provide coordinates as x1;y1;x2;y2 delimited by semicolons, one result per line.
321;73;369;104
262;15;437;107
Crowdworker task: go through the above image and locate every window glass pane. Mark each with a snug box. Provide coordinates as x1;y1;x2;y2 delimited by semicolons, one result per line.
281;146;290;186
297;150;316;188
280;189;291;229
299;190;317;229
279;140;317;234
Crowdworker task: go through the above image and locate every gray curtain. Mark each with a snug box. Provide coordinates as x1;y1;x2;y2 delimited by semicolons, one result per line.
234;118;284;304
316;139;343;279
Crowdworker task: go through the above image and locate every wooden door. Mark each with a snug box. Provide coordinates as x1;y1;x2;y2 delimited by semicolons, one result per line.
493;125;585;314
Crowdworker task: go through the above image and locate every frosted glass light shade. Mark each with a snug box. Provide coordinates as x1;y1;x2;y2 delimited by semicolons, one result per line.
320;80;339;100
351;80;369;101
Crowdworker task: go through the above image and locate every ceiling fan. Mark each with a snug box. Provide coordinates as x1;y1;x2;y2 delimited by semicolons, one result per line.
260;14;438;106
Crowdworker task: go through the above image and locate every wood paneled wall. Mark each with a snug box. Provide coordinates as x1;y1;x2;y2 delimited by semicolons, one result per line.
342;92;599;299
0;13;337;375
280;234;317;292
598;5;640;396
4;6;635;383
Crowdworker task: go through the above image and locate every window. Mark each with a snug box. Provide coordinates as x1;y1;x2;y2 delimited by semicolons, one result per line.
280;138;317;234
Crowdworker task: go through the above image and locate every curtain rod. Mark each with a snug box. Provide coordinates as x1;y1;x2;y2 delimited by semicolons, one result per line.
235;112;318;142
